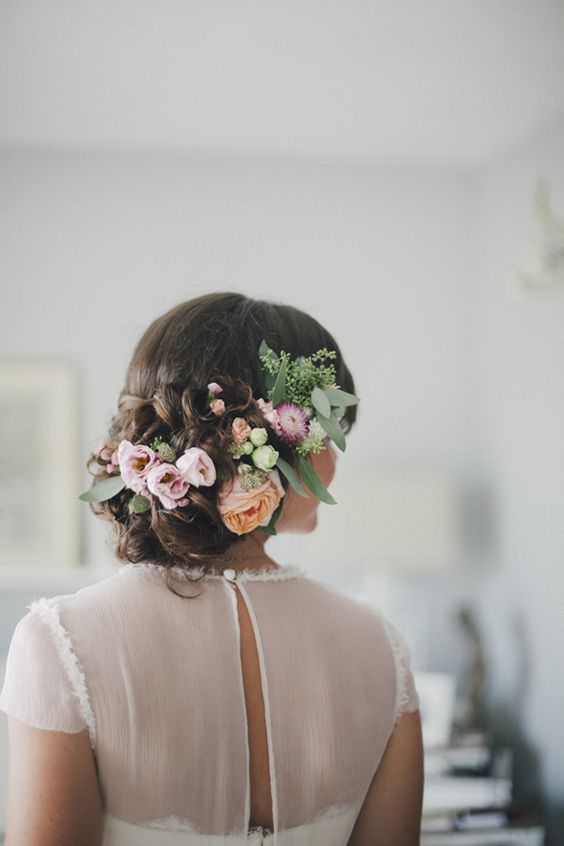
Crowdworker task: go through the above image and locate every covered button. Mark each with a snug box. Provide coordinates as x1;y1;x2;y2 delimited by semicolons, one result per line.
223;568;237;582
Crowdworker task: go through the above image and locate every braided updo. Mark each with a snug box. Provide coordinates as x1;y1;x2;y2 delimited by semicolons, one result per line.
85;292;357;588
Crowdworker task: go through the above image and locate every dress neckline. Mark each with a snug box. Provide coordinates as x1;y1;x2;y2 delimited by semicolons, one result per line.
118;561;307;582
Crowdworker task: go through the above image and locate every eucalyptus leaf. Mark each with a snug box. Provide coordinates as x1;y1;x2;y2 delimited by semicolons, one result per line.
276;457;308;497
324;387;360;407
311;386;331;418
78;475;126;502
270;356;287;406
259;338;279;362
258;338;270;359
316;410;346;452
262;501;283;535
297;455;337;505
129;494;151;514
263;371;277;393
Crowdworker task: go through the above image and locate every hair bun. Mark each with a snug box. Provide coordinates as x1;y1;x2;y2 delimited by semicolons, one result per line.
82;292;357;590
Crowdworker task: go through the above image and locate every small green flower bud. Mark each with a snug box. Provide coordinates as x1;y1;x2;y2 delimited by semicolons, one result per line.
251;444;279;471
249;427;268;447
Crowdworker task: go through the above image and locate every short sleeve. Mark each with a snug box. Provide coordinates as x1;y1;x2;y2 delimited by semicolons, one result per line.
381;616;420;723
0;598;95;747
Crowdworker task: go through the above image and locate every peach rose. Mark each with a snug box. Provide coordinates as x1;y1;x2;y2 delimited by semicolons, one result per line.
231;416;252;444
216;468;285;535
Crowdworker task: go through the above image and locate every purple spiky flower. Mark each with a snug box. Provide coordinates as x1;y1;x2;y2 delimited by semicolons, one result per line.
274;402;309;442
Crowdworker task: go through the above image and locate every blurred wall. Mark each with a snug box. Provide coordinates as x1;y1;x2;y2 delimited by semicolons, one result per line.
1;131;562;835
472;115;564;830
0;145;479;582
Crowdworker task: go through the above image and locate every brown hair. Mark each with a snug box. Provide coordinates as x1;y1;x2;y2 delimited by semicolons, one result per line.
86;292;357;595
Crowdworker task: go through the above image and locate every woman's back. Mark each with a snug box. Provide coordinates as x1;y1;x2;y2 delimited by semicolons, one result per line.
0;561;420;845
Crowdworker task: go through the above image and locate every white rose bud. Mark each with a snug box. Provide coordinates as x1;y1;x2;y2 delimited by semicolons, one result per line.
241;441;254;455
251;444;279;471
249;427;268;447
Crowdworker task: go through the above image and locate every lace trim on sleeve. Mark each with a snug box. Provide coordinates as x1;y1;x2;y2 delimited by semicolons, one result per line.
381;616;412;726
27;597;97;749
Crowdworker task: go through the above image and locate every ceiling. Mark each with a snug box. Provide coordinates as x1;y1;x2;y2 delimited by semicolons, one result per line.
1;0;564;165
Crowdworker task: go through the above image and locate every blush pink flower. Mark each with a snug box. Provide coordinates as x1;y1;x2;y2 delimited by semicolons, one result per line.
117;440;160;495
216;468;285;535
207;382;223;395
96;439;120;473
231;417;252;444
106;451;119;473
256;397;281;433
273;402;309;442
210;398;225;416
176;447;217;487
146;463;190;509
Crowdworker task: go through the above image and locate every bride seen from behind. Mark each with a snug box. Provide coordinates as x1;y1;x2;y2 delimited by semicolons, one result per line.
2;291;423;846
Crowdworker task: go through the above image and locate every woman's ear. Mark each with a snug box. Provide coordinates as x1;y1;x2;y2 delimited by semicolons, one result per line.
310;441;337;489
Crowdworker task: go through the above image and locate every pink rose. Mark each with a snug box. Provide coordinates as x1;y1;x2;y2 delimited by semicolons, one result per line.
176;447;217;487
216;468;285;535
207;382;223;395
117;440;160;495
256;397;281;435
210;398;225;416
96;440;120;473
106;448;119;474
97;440;114;462
146;462;190;509
231;416;252;444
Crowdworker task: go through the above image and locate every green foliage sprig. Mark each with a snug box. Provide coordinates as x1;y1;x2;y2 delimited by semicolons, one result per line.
259;343;338;408
257;339;360;523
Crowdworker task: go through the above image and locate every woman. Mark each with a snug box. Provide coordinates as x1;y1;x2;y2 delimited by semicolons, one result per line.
0;292;423;845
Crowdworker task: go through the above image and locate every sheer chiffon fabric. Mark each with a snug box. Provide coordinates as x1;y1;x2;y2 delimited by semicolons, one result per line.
0;562;419;846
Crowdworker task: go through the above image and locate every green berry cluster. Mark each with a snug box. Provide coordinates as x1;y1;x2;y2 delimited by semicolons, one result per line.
149;435;177;463
295;418;327;457
259;347;337;408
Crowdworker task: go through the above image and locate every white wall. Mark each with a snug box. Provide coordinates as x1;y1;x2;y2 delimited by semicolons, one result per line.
0;147;479;571
1;137;562;836
473;115;564;827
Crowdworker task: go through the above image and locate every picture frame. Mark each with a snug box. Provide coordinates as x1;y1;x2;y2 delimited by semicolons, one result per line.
0;359;81;577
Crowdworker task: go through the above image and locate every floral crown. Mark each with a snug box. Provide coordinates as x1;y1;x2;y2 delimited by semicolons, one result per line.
79;339;359;536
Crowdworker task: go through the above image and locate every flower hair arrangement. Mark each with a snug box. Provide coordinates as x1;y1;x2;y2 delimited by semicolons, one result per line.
251;339;360;516
79;341;359;537
79;434;217;515
78;382;283;533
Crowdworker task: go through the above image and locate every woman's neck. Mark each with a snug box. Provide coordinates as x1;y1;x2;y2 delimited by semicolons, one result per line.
214;531;280;572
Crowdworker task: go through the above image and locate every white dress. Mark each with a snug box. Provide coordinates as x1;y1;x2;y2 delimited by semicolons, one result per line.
0;562;420;845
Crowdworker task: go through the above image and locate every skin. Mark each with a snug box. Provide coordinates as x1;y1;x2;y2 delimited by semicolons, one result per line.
4;441;423;845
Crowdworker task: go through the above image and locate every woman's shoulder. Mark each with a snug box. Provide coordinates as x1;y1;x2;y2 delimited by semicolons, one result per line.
298;574;418;688
295;571;395;641
24;565;153;631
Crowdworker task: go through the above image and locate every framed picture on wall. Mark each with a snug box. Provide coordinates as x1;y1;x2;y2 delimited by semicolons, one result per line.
0;360;81;577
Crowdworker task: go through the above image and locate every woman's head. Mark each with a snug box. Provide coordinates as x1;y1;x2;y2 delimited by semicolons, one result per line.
87;292;357;575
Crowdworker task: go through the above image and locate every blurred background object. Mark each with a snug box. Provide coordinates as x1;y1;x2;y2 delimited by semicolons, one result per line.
518;180;564;291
